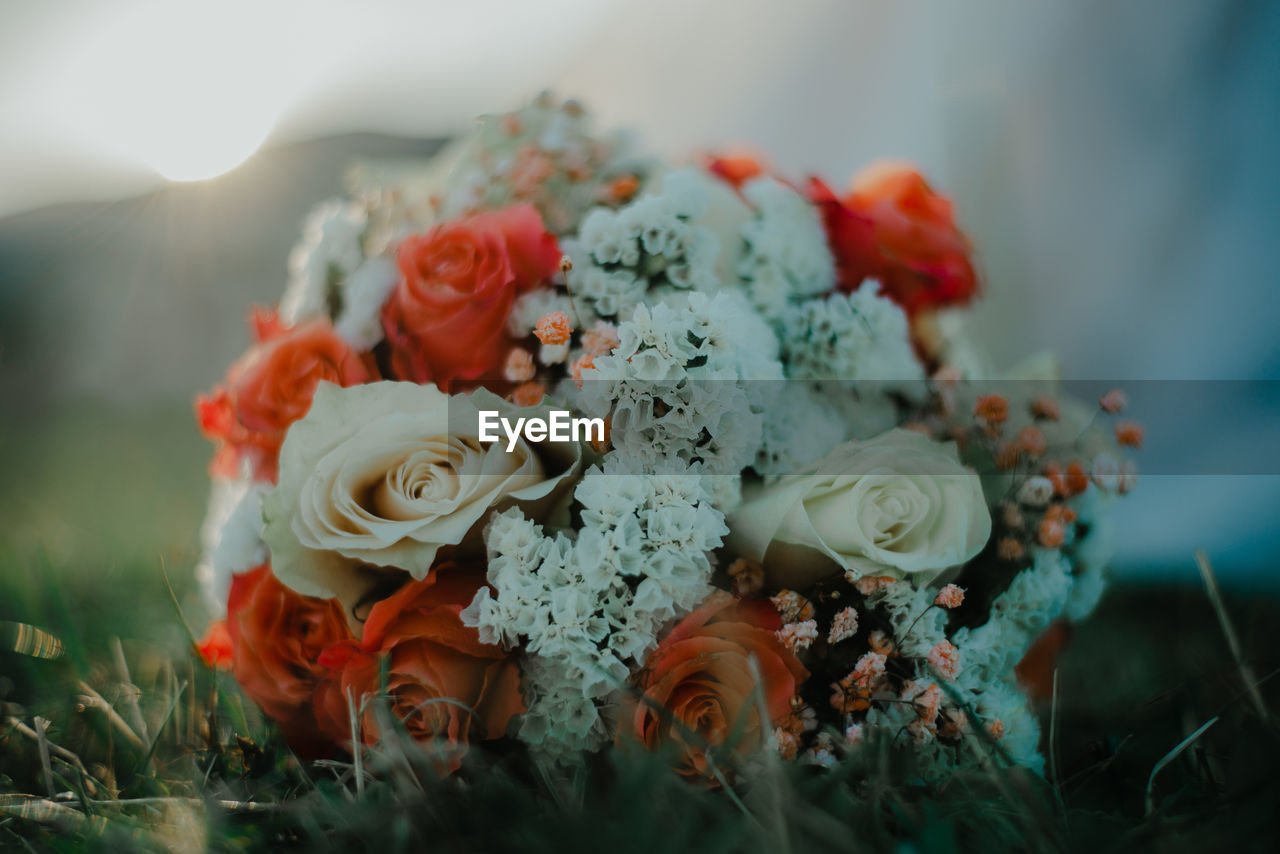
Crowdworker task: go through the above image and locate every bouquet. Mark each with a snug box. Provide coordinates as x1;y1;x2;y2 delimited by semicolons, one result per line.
193;94;1141;781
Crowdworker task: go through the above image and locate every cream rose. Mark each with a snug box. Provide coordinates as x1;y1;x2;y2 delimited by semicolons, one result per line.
263;381;582;616
728;429;990;588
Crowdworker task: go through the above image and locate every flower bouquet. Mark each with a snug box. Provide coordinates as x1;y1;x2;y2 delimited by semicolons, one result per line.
194;94;1140;782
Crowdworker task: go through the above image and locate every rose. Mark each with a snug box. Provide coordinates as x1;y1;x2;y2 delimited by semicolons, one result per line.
196;315;377;481
809;162;978;317
1014;621;1072;703
262;380;583;617
623;592;807;781
196;620;232;671
313;563;524;774
382;204;561;387
224;565;353;754
728;429;991;589
705;152;767;189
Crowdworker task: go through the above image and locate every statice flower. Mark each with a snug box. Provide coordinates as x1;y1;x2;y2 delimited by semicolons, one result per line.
737;177;836;319
507;288;582;337
194;471;269;615
562;169;722;320
852;491;1093;779
972;680;1045;773
863;579;946;657
781;281;924;387
466;470;726;758
511;653;613;760
333;256;398;350
437;94;645;234
755;382;849;476
952;549;1075;692
1062;484;1115;621
568;291;782;508
279;199;368;325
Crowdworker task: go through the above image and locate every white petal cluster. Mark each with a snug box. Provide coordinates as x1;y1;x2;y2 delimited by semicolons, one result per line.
1062;487;1115;621
279;199;368;325
507;288;581;336
863;579;946;658
466;470;726;758
754;382;849;476
781;281;923;387
952;549;1074;692
438;95;644;234
972;680;1046;773
333;255;398;350
861;558;1064;777
569;290;783;503
195;471;269;615
737;177;836;319
275;196;402;351
922;548;1073;775
510;653;614;757
562;169;721;320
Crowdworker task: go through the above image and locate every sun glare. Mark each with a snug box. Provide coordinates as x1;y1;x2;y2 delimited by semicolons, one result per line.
49;2;291;183
141;101;275;183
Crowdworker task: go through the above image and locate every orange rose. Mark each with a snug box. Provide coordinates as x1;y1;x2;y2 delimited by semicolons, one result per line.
623;592;808;781
809;162;978;317
705;151;767;188
196;620;233;671
196;314;376;481
314;564;524;774
1014;620;1073;702
225;565;353;755
381;204;561;388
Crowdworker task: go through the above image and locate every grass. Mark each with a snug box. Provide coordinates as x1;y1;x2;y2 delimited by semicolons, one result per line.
2;582;1278;853
2;403;1279;851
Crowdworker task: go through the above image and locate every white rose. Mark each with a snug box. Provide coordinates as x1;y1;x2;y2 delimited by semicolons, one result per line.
728;429;991;588
263;381;582;615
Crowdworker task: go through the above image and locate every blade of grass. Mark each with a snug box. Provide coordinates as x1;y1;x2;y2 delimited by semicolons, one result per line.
139;680;188;772
746;653;792;854
1048;668;1067;825
1195;550;1267;718
347;687;365;799
110;637;149;743
1144;715;1218;817
158;554;198;650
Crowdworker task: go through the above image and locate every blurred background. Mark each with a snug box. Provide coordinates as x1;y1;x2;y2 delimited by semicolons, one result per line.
1;0;1278;618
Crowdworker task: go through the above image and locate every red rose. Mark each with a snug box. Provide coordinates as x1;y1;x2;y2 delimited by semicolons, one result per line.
622;592;808;781
314;564;524;774
196;314;376;481
808;176;879;291
809;162;978;317
225;565;353;755
381;205;561;388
